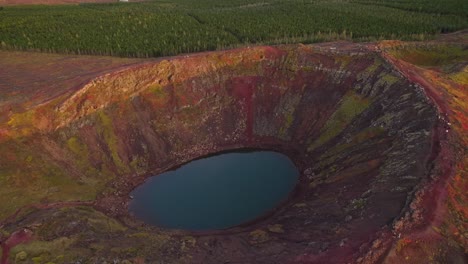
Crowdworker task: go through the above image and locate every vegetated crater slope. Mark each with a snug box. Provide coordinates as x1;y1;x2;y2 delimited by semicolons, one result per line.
0;43;456;263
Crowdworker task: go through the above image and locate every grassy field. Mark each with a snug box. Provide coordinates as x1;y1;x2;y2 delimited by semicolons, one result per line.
0;51;142;111
0;0;466;57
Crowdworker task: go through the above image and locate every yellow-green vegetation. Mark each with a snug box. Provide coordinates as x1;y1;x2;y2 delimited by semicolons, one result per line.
278;94;301;139
249;229;269;244
336;54;355;68
380;73;399;86
97;111;128;173
180;236;197;251
124;232;173;257
346;198;367;211
267;224;284;233
86;211;127;233
311;126;385;184
15;251;27;262
66;136;109;188
449;66;468;85
308;91;370;151
127;232;150;238
10;237;75;263
357;57;382;81
8;207;129;262
281;112;294;135
293;203;307;208
0;140;98;220
129;155;148;176
66;137;87;157
6;110;36;138
149;84;167;98
319;126;385;159
389;44;468;69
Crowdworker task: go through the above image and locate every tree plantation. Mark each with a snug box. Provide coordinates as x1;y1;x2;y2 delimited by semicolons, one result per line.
0;0;466;57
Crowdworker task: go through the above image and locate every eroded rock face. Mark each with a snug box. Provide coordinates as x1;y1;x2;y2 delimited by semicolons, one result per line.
0;45;442;263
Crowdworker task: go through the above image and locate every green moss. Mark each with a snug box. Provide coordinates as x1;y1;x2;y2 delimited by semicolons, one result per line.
308;91;370;151
7;110;35;133
86;211;127;233
129;155;147;175
390;44;468;69
110;247;137;255
180;236;197;251
267;224;284;234
449;67;468;85
31;256;42;264
15;251;28;262
249;229;269;244
358;57;381;81
89;243;105;252
285;112;294;129
278;93;301;139
127;232;150;238
381;73;399;86
25;155;33;163
10;237;75;262
177;104;204;121
149;84;167;98
66;137;87;157
336;55;354;68
0;229;10;238
0;138;101;220
97;111;128;173
66;136;104;185
347;198;367;211
279;110;295;139
320;126;385;159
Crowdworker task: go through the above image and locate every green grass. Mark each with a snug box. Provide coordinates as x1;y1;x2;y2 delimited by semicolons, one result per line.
389;44;468;68
97;110;128;173
0;139;100;220
0;0;466;57
10;237;76;262
8;207;127;263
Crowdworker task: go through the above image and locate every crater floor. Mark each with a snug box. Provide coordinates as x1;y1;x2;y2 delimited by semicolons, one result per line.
0;33;466;263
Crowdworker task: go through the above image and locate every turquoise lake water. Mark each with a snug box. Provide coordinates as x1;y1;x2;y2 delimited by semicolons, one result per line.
129;151;299;230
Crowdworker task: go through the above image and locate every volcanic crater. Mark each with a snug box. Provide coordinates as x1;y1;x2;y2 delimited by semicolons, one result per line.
0;42;462;263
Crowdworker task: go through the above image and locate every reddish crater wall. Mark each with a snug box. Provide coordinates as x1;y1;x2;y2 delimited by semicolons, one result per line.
1;44;458;263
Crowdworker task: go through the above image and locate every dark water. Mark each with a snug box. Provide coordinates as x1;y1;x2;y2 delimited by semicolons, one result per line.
129;151;299;230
